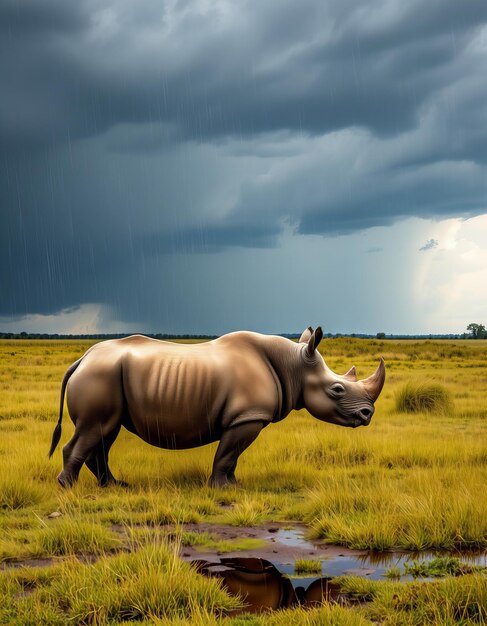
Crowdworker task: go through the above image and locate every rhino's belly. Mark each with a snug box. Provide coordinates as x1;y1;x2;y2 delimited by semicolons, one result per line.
124;406;221;449
121;352;227;449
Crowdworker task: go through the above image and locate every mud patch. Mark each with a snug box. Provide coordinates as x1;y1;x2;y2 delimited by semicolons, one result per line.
2;521;485;588
179;522;368;564
0;550;125;571
0;557;54;571
179;522;487;581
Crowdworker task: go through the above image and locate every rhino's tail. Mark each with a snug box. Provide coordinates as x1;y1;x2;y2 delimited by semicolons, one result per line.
48;356;85;458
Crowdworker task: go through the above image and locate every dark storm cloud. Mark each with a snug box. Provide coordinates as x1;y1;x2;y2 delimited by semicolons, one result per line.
2;0;487;149
144;223;280;255
1;0;487;324
0;0;86;35
298;154;487;236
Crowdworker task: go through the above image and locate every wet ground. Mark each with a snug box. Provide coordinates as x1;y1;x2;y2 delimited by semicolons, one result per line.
179;522;487;582
180;523;487;614
2;521;485;613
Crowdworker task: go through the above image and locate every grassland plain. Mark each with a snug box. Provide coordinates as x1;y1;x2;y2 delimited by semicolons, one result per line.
0;337;486;624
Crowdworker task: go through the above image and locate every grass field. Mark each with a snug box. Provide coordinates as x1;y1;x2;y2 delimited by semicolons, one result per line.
0;337;486;624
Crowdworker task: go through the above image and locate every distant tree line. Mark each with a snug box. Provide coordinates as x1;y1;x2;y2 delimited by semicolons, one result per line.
374;324;487;340
0;332;219;340
0;330;478;340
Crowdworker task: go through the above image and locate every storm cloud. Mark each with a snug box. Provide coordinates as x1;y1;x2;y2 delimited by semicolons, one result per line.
1;0;487;331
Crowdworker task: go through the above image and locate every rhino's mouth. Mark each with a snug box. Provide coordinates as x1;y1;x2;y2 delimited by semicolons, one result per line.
334;409;369;428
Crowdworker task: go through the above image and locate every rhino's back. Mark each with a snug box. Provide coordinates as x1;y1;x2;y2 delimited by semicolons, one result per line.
117;336;230;448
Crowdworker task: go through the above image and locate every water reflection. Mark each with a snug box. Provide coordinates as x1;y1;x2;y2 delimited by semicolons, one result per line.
193;547;487;614
192;557;346;614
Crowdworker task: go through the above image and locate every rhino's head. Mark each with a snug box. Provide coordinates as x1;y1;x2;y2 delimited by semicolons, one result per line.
299;326;385;428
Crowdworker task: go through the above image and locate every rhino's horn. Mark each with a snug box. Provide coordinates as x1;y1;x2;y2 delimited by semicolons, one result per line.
361;358;385;401
342;366;357;381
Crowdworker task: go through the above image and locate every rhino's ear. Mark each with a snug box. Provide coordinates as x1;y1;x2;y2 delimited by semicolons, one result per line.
299;326;314;343
307;326;323;356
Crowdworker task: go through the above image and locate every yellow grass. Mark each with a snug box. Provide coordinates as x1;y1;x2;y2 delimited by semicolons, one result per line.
0;337;487;623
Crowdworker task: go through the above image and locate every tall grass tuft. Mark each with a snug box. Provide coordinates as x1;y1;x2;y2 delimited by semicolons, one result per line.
0;478;43;510
294;559;322;574
34;519;121;556
395;381;453;414
337;574;487;624
48;537;241;623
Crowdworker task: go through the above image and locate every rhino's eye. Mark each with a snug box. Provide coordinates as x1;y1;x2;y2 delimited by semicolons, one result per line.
330;383;346;396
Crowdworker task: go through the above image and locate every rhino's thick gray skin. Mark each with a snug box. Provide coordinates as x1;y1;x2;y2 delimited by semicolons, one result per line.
48;327;385;488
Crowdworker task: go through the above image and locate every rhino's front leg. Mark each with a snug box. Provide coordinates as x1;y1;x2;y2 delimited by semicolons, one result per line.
209;421;265;488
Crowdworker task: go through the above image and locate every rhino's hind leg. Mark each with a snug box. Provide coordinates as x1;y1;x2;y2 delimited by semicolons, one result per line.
226;457;239;485
57;433;80;488
57;417;121;488
209;421;264;488
57;429;97;488
85;424;127;487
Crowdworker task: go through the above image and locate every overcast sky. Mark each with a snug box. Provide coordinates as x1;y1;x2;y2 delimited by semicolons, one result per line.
1;0;487;335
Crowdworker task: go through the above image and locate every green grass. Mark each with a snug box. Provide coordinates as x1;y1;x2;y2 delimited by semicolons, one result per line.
180;531;265;553
1;338;487;623
294;559;322;574
402;556;486;578
384;565;401;579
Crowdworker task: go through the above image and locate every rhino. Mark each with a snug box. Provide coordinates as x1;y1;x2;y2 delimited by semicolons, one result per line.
48;326;385;488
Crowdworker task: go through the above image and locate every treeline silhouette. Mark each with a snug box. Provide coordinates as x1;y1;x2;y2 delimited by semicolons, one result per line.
0;332;219;340
0;331;467;340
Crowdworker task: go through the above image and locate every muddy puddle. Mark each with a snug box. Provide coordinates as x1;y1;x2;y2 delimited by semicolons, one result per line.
182;524;487;613
180;523;487;581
